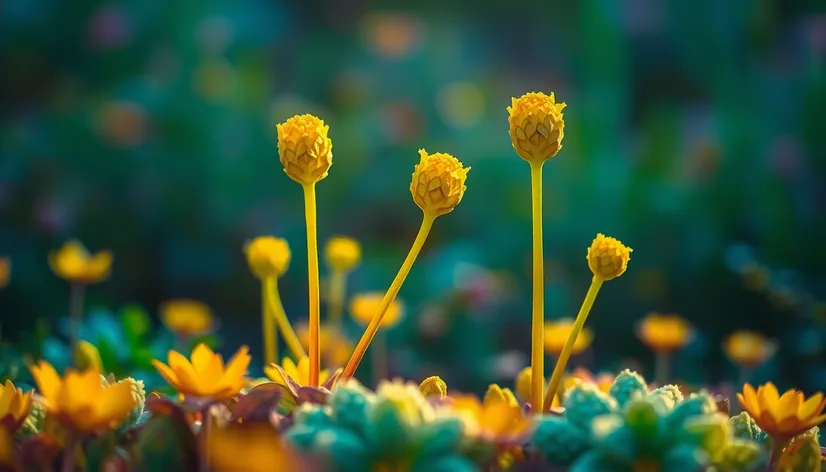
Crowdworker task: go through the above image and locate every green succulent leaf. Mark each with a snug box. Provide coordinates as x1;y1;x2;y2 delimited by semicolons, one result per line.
712;438;765;472
414;417;464;457
682;413;731;457
366;399;414;457
531;414;591;465
728;411;763;441
609;370;648;408
564;383;618;430
120;304;151;344
410;455;478;472
569;450;626;472
661;444;710;472
779;433;821;472
132;406;197;471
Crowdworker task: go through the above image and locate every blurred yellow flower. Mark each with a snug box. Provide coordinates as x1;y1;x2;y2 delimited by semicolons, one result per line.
244;237;291;279
265;356;330;387
453;385;533;443
514;367;560;409
0;380;33;433
349;292;404;328
296;322;352;367
324;236;361;273
409;149;470;217
565;368;613;395
208;421;296;472
29;361;136;433
276;114;333;186
723;330;777;367
160;299;214;337
507;92;566;163
738;383;826;440
586;234;632;281
0;257;9;288
637;313;692;353
152;344;250;401
48;240;112;284
544;319;594;356
419;376;447;399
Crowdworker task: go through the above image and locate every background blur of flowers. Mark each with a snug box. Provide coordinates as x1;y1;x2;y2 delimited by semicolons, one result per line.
1;0;825;394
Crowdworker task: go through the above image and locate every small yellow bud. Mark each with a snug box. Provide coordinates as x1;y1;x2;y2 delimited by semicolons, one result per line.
74;340;104;372
483;384;519;408
324;236;361;273
349;292;404;329
419;376;448;399
276;114;333;185
514;367;535;403
507;92;566;163
410;149;470;217
587;233;632;281
244;237;291;279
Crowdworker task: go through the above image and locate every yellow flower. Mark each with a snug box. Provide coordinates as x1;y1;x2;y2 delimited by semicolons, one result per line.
514;368;560;409
0;257;9;288
737;383;826;440
637;313;692;353
244;237;291;279
296;322;352;367
419;376;448;399
410;149;470;217
453;385;533;443
208;421;296;472
0;380;33;432
152;344;250;401
507;92;566;163
544;318;594;357
48;240;112;284
29;361;136;433
586;233;632;281
324;236;361;273
349;292;404;328
276;114;333;186
265;356;330;387
160;299;214;337
723;330;777;367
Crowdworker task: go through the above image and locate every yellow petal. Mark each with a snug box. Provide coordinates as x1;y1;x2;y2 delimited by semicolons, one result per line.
95;381;136;429
264;364;285;385
798;393;825;420
220;346;250;386
152;360;180;390
30;361;61;406
775;389;801;423
191;344;216;372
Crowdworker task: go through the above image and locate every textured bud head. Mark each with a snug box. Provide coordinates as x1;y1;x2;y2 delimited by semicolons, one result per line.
418;376;447;399
276;114;333;185
410;149;470;217
244;237;291;279
507;92;566;163
563;383;618;429
609;369;648;407
324;236;361;273
587;233;632;281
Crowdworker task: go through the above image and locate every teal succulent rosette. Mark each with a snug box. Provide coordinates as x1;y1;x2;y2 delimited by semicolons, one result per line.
285;379;477;472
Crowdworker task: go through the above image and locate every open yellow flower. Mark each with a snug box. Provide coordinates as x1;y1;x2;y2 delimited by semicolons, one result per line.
410;149;470;217
264;356;330;387
48;240;112;284
29;361;136;433
324;236;361;273
637;313;692;353
737;383;826;440
296;323;352;367
160;299;214;337
723;330;777;367
244;237;291;279
0;380;33;432
507;92;566;163
453;384;533;443
0;257;9;288
152;344;250;401
544;319;593;357
349;292;404;328
208;421;295;472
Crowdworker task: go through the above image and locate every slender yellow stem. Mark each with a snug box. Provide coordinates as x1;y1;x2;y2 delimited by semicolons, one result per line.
302;183;321;387
543;276;604;412
342;213;436;379
328;269;346;328
529;162;545;411
261;280;277;367
265;276;307;360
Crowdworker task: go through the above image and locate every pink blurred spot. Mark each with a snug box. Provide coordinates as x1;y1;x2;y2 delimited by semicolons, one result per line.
805;15;826;56
381;102;423;144
361;13;422;59
88;4;133;49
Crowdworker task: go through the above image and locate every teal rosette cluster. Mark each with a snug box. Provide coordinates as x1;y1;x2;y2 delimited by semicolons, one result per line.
285;379;476;472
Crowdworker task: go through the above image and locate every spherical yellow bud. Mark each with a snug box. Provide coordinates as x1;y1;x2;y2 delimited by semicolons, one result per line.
276;114;333;185
409;149;470;217
244;237;291;279
587;233;632;280
507;92;566;163
324;236;361;272
419;376;448;399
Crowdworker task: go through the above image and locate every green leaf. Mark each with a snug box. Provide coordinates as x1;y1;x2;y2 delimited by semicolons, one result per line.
74;341;103;373
120;304;151;343
131;407;197;471
84;432;118;472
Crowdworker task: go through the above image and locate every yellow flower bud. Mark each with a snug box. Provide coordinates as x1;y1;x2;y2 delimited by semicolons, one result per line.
324;236;361;272
587;233;632;281
349;292;404;329
244;237;291;279
276;114;333;186
507;92;566;163
74;340;104;373
409;149;470;217
482;384;519;408
514;367;535;403
419;376;448;399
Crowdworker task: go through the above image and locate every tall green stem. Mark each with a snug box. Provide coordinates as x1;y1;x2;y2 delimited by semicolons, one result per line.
302;183;321;386
529;162;545;411
342;213;436;379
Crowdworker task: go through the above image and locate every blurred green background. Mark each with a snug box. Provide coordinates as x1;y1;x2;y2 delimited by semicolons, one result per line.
1;0;825;393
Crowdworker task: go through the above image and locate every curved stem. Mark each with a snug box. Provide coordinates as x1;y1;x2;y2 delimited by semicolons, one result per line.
529;162;545;411
328;270;346;328
768;437;787;471
261;280;277;367
265;277;306;360
302;183;321;387
543;276;604;412
342;213;436;379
